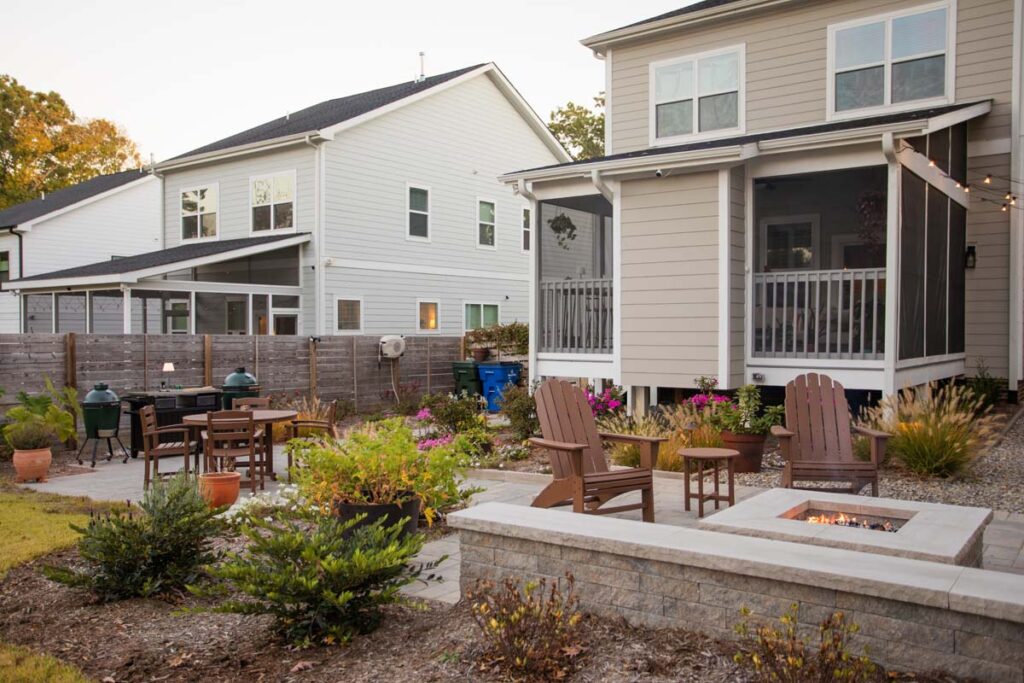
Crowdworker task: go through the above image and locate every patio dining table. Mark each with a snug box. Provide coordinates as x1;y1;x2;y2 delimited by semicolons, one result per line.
182;409;297;480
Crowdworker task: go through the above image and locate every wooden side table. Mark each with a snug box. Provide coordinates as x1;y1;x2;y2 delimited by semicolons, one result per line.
679;447;741;518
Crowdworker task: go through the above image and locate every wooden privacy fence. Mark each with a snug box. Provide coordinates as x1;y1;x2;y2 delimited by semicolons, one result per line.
0;333;461;412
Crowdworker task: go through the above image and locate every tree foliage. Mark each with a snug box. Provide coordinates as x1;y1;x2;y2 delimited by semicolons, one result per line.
0;75;140;210
548;94;605;160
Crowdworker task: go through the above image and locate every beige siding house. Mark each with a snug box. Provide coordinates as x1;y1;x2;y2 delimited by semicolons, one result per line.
504;0;1023;403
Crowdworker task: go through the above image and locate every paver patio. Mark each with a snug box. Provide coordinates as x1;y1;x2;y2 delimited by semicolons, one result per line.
20;457;1024;604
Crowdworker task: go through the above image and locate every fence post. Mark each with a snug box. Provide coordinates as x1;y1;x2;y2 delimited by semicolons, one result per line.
203;335;213;386
352;336;358;410
426;337;432;394
64;332;77;389
309;338;318;397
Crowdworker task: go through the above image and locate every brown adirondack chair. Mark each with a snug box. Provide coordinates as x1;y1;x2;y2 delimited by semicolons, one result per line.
770;373;889;496
529;379;663;522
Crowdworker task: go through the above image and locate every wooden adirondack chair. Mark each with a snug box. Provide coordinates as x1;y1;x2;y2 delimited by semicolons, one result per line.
770;373;889;496
529;379;663;522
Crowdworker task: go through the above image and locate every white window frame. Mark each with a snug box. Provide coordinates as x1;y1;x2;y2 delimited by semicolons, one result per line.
334;295;364;335
179;182;219;243
463;301;501;331
249;170;297;235
406;183;431;242
826;1;955;121
521;206;532;253
416;298;441;333
476;197;497;251
758;214;821;272
648;43;746;147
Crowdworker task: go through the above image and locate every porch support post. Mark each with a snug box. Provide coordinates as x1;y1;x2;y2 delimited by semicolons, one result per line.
882;134;900;396
1008;0;1023;402
629;385;650;417
518;180;540;386
717;167;732;389
121;286;131;334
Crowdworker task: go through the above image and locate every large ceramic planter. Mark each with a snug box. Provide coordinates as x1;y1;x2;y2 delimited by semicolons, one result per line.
13;447;52;483
199;471;241;508
333;497;420;537
721;431;767;473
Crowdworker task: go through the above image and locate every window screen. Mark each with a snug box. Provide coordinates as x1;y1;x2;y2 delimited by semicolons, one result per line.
925;187;948;356
899;168;926;360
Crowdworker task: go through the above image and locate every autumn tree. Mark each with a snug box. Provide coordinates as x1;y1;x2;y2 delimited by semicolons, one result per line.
548;94;605;160
0;75;140;210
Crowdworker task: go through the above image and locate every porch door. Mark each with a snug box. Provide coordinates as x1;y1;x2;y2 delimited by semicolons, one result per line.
272;314;297;335
759;214;820;271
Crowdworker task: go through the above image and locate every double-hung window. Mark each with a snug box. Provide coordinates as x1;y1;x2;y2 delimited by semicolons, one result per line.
521;207;531;251
181;185;218;240
251;171;295;232
465;303;499;331
478;200;496;248
0;251;9;283
651;45;743;143
408;186;430;240
830;4;951;116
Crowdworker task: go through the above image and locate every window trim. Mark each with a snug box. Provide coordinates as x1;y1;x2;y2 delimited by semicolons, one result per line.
521;206;532;253
758;214;821;272
406;183;431;243
333;295;364;335
463;301;501;331
0;250;10;284
826;1;956;121
648;43;746;147
476;197;498;251
248;169;298;235
179;182;220;243
416;298;441;333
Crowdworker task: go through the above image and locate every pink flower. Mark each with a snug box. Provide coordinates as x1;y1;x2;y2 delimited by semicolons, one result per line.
416;408;432;421
417;434;454;450
608;399;621;409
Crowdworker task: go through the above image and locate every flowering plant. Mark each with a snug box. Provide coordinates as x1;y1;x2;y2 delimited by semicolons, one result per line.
584;384;625;417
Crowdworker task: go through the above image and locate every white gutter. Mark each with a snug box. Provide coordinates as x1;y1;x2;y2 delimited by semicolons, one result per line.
591;169;613;202
156;132;326;172
304;134;326;337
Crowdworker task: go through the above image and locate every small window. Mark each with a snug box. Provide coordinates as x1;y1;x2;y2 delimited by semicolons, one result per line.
408;186;430;240
831;5;949;115
251;172;295;232
652;46;742;141
336;298;362;332
181;186;218;240
522;208;531;251
478;200;496;248
418;300;439;331
272;295;300;309
465;303;499;331
0;251;9;283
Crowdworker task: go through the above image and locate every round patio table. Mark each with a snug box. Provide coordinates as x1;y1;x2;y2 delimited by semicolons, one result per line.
678;447;741;518
183;409;297;480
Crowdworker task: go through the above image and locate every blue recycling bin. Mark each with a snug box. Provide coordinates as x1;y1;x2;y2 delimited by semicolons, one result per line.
477;361;523;412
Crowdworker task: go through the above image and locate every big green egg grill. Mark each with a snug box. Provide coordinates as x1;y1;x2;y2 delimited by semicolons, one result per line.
77;383;129;466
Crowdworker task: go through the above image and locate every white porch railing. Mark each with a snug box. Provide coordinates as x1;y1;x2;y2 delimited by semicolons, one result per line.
539;279;613;354
752;268;886;360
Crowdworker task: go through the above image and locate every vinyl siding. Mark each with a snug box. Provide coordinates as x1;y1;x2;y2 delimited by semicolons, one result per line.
608;0;1014;154
161;145;316;246
620;172;720;386
0;177;162;332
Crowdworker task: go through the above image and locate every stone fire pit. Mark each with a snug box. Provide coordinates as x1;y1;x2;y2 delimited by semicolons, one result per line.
699;488;992;566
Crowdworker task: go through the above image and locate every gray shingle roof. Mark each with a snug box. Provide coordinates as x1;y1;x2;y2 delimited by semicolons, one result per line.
170;64;487;160
7;233;305;286
614;0;746;32
0;169;151;229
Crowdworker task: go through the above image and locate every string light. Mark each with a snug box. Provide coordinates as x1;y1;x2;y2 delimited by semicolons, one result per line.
984;175;992;184
1005;192;1012;201
928;159;936;167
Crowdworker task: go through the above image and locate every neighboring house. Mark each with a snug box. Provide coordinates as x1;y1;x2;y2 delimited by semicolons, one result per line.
3;63;568;339
503;0;1024;402
0;170;162;333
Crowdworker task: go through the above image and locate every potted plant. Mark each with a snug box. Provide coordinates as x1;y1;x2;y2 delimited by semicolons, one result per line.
198;471;241;508
714;384;784;473
5;422;56;482
290;418;472;535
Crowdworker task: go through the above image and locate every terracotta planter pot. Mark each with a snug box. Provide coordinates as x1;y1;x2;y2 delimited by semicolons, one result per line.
13;447;52;483
199;472;241;508
721;431;767;473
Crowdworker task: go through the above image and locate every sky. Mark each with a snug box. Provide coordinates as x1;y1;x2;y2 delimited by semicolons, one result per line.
2;0;692;162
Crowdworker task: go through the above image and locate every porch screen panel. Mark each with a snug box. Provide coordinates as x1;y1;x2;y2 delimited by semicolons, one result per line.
949;124;967;184
925;188;948;356
56;293;86;333
899;168;926;360
947;202;966;354
23;294;53;333
89;290;124;333
928;127;950;176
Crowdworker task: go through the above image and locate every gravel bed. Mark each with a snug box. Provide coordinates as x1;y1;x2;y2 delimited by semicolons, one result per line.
737;409;1024;513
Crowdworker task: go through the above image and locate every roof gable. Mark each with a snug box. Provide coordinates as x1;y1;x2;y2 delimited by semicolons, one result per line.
0;169;151;229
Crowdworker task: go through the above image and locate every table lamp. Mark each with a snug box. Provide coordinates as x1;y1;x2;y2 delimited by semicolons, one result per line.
161;362;175;389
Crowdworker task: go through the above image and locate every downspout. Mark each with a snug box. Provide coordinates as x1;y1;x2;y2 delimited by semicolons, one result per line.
591;169;624;396
591;169;613;203
881;133;900;396
516;179;539;386
304;134;324;337
1008;0;1023;401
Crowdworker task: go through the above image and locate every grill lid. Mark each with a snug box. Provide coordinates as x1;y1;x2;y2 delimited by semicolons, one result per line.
83;383;119;405
223;367;257;388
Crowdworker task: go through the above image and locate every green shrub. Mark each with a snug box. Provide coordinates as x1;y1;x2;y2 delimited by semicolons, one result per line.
714;384;784;436
734;604;875;683
468;573;583;682
859;382;1000;477
4;421;54;450
419;391;483;434
201;509;439;647
464;322;529;355
498;383;538;441
966;357;1003;410
44;475;221;601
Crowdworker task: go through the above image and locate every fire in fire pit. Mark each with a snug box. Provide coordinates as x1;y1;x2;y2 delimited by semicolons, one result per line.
798;509;903;533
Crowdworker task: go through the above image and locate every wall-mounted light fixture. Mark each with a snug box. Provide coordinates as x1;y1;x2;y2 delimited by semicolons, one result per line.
965;245;977;270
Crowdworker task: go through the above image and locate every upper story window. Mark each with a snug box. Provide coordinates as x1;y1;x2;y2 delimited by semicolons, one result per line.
0;251;9;283
829;4;951;117
408;185;430;241
651;45;744;143
181;185;218;240
251;171;295;232
336;297;362;333
465;303;499;331
478;200;496;249
522;207;531;251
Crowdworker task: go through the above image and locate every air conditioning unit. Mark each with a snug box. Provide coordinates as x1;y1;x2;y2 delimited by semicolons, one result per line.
379;335;406;358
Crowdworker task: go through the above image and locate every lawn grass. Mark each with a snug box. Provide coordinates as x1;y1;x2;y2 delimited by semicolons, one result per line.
0;644;93;682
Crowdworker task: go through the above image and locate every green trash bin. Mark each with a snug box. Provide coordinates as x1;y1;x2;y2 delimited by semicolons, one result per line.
453;360;482;396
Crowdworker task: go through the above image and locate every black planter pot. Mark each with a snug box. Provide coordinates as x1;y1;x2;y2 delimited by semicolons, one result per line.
333;497;420;537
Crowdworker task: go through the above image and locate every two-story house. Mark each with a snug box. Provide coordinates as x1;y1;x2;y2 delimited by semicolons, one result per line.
503;0;1023;404
0;170;162;333
4;64;568;338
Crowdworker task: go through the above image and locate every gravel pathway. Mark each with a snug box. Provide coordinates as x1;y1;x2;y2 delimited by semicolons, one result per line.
736;409;1024;513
